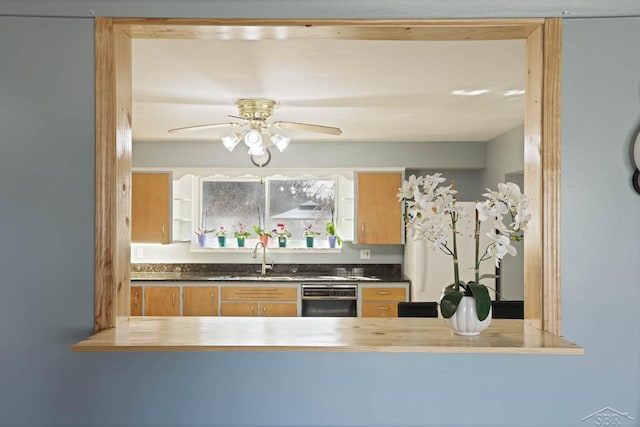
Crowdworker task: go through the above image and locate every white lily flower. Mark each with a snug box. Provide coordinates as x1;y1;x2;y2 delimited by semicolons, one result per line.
397;174;420;200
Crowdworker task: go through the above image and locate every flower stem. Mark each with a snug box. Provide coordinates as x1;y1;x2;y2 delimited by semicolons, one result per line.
451;211;460;292
474;204;480;284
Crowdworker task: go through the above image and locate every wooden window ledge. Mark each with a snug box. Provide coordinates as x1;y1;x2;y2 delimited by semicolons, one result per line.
72;317;583;354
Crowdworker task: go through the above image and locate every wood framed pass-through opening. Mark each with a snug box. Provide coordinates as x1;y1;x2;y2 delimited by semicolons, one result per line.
94;18;563;341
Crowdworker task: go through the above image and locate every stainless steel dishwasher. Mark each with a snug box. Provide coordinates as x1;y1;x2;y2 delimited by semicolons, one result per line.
300;284;357;317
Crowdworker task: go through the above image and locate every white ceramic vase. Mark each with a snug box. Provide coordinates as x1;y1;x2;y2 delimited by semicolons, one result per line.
442;295;492;336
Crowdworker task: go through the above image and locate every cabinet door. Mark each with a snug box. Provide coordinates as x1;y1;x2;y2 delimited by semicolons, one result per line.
144;286;180;316
362;302;399;317
260;303;297;317
356;172;403;244
220;302;258;316
362;287;406;302
132;172;171;244
183;286;218;316
131;286;143;316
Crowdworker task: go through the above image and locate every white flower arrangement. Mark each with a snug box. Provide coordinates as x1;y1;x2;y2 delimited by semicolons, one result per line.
397;173;531;320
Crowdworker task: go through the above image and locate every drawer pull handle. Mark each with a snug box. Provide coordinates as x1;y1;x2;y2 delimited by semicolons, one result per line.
171;293;176;306
377;291;390;295
161;224;165;237
211;293;215;305
134;291;138;306
377;306;390;311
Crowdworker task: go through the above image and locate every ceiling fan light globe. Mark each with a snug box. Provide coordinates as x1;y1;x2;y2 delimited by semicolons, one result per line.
247;144;266;156
244;129;263;147
271;134;291;152
221;134;241;152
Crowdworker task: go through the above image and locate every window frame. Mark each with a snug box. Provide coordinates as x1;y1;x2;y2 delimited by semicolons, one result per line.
94;18;561;336
195;174;339;249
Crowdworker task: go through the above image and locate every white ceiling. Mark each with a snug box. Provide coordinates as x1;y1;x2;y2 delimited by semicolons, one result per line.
132;37;525;143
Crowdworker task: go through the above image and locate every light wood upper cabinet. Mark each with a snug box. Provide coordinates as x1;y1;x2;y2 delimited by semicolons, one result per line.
132;172;171;244
183;286;218;316
355;172;403;244
144;286;180;316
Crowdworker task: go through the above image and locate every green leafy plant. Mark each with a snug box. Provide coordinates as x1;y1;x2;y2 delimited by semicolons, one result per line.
398;174;530;320
233;223;251;238
303;224;320;237
325;222;342;246
253;224;272;237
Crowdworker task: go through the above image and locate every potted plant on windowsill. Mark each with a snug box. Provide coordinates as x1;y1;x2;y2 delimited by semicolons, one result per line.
303;224;320;248
214;226;227;247
397;173;530;336
272;223;292;247
325;222;342;248
253;224;272;246
233;223;251;247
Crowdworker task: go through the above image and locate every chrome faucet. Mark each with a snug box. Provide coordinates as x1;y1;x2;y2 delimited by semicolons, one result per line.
252;241;273;275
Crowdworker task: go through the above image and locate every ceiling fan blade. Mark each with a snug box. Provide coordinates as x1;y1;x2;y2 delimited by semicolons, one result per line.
167;122;241;133
273;121;342;136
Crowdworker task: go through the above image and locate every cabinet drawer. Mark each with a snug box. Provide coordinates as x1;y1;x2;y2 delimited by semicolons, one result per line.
221;286;297;301
362;302;399;317
362;287;406;302
260;303;297;317
220;302;259;316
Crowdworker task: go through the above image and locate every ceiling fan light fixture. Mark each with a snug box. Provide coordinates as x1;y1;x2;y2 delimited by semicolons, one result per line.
221;133;241;152
169;98;341;167
271;133;291;152
247;143;266;156
243;129;263;147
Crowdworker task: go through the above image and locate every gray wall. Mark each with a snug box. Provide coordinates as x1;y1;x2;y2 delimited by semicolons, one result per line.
1;5;639;427
479;124;525;192
133;140;486;169
480;125;526;300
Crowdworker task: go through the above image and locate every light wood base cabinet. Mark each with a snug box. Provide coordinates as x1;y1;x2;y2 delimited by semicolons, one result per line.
260;303;297;317
362;302;399;317
144;286;180;316
183;286;218;316
131;286;143;316
361;285;408;318
220;286;298;317
220;302;258;316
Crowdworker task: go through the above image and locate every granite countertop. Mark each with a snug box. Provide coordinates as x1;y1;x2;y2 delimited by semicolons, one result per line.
130;271;409;282
130;263;408;283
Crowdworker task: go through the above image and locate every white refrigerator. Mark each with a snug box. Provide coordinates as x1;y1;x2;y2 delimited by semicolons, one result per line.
403;202;496;302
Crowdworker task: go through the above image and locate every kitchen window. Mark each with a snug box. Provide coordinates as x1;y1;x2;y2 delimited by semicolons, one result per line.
198;176;337;248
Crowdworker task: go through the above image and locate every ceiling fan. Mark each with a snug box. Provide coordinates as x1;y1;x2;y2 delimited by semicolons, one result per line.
167;98;342;166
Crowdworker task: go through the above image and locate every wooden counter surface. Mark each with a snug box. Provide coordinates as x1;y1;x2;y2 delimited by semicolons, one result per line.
72;317;583;354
